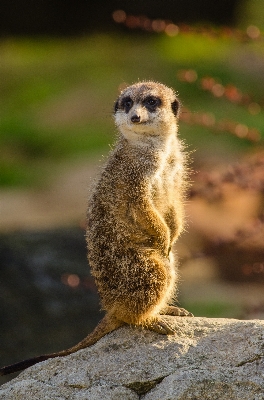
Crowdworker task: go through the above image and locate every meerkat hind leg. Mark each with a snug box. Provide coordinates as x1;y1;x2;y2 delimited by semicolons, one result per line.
160;305;194;317
145;316;175;335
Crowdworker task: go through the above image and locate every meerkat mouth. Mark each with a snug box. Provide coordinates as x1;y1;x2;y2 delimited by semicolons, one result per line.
130;120;151;126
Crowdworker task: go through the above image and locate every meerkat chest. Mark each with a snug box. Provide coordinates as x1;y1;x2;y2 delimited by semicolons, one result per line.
150;143;183;206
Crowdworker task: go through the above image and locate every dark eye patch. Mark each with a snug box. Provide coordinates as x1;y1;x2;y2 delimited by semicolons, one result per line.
143;96;161;112
120;96;134;113
114;100;119;113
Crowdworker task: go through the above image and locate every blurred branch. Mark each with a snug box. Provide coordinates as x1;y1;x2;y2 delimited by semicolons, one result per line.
180;107;262;142
112;10;264;41
177;70;264;114
189;152;264;200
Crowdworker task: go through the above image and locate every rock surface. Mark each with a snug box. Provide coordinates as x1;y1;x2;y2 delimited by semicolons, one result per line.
1;316;264;399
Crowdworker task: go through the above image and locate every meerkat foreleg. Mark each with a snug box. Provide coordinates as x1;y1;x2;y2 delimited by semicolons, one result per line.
132;201;171;256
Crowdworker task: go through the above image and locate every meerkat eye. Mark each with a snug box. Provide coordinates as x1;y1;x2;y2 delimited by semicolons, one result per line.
146;97;158;106
143;96;161;111
124;98;133;107
121;96;133;113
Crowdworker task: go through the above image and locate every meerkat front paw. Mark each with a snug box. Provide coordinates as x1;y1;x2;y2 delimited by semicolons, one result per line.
160;305;194;317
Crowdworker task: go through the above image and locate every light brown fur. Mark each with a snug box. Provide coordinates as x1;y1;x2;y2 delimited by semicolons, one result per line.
0;81;192;376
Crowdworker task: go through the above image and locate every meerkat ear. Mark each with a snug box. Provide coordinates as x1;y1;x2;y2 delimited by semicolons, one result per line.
171;99;180;117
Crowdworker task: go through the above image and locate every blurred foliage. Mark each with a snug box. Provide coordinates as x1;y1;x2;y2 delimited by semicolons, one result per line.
183;300;242;318
0;31;264;187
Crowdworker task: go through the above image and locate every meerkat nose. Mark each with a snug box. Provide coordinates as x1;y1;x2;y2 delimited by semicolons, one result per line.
131;114;141;123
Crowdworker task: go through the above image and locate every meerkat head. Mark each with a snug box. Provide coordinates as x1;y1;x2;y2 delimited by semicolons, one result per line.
114;81;180;144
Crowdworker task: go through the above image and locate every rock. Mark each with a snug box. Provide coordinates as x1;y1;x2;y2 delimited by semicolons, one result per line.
1;316;264;399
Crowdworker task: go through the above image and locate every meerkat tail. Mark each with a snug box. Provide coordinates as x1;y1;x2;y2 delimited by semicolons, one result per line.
0;314;124;376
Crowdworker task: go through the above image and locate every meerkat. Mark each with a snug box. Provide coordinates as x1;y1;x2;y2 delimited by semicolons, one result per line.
0;81;193;376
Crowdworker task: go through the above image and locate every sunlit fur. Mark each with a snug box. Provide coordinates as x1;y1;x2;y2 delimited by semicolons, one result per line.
0;81;191;376
86;81;187;327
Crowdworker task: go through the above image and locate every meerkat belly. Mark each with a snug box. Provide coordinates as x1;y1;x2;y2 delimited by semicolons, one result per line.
150;157;183;238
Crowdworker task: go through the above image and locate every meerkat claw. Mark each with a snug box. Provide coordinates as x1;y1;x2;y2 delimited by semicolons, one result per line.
147;318;176;335
160;305;194;317
176;307;194;317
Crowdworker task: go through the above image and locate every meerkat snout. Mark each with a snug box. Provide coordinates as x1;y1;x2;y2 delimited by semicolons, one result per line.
131;114;141;123
129;103;149;125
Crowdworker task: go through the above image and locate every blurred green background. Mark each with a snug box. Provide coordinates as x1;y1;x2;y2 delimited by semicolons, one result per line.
1;32;263;187
0;0;263;188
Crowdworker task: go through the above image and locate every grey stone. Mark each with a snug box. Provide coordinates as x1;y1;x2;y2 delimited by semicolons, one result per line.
1;317;264;399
